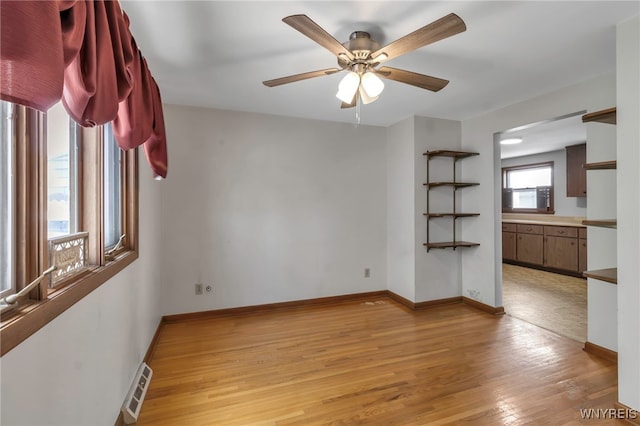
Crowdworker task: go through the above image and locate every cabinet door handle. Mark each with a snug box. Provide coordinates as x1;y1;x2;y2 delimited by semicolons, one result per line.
558;230;565;234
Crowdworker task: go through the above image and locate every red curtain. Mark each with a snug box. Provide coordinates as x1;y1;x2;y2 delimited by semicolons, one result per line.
112;45;154;151
0;0;168;177
108;5;135;102
144;77;168;179
60;1;87;66
0;2;66;111
62;1;134;127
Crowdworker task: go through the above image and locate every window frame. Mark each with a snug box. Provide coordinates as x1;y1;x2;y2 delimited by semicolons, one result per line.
0;102;16;300
0;104;139;356
502;161;555;214
103;123;124;252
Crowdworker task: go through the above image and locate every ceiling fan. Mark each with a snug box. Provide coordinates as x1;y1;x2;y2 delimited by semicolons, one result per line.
263;13;466;108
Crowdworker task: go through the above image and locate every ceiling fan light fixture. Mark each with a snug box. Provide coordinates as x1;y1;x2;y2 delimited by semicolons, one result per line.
361;71;384;98
336;71;360;103
358;85;378;105
500;137;523;145
267;13;467;109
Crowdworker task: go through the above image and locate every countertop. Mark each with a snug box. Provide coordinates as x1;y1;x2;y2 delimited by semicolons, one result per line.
502;214;586;227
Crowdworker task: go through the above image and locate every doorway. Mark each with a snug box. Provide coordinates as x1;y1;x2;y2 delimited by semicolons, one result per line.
496;112;588;342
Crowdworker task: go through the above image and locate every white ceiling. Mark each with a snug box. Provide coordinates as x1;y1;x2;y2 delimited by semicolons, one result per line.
498;113;587;159
120;1;638;129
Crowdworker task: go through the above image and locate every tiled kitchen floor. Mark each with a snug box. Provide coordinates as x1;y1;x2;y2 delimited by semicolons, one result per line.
502;263;587;342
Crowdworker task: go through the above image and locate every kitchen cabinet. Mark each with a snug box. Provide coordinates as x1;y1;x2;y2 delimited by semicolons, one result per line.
503;222;586;276
516;224;544;265
544;226;579;271
579;227;587;273
502;223;517;261
566;143;587;197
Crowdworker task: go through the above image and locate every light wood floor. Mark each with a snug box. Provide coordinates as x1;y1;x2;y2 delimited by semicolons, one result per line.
138;298;621;425
502;264;587;342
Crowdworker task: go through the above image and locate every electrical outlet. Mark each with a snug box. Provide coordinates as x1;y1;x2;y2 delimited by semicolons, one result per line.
195;283;203;295
205;285;212;293
364;268;370;278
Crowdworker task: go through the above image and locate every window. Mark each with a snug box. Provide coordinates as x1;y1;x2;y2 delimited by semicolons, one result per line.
502;162;554;213
0;102;139;355
0;101;15;299
103;123;122;250
47;102;79;238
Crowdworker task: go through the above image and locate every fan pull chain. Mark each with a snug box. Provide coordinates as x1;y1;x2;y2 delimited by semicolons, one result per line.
355;94;361;126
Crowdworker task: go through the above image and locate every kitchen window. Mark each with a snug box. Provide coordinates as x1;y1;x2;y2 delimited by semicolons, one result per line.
502;162;554;214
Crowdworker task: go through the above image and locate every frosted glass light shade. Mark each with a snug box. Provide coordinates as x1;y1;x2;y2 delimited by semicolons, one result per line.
361;72;384;98
336;71;360;103
358;85;378;104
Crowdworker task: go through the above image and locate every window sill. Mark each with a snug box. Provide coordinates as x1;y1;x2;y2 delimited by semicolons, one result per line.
0;250;138;356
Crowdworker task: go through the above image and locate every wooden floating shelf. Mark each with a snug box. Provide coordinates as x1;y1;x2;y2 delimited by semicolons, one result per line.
423;150;479;160
424;213;480;218
582;107;616;124
424;150;479;252
424;182;479;189
583;268;617;284
580;108;617;284
582;219;617;229
424;241;480;250
583;160;616;170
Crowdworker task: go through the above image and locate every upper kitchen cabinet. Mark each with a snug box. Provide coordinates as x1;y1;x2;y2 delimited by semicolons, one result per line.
566;143;587;197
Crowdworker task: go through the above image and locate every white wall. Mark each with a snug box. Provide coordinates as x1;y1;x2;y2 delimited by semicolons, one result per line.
385;116;466;303
461;73;616;310
387;117;416;301
414;117;465;302
616;14;640;412
501;149;587;217
0;156;164;426
160;105;388;315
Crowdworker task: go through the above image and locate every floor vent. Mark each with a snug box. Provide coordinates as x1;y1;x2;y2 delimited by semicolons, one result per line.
122;362;153;424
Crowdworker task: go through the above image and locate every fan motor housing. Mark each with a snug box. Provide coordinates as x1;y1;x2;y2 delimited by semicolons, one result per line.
342;31;381;60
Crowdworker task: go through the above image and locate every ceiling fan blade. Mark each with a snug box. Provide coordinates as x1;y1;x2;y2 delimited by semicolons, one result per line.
376;66;449;92
263;68;341;87
283;15;354;61
371;13;466;62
